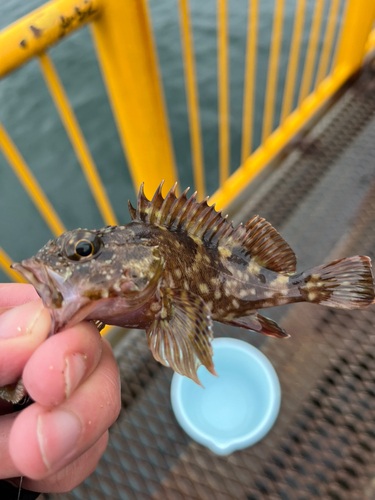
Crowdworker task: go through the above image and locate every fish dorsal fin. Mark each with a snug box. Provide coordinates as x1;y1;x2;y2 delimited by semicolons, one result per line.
146;288;216;384
128;181;233;241
241;216;296;274
128;183;296;274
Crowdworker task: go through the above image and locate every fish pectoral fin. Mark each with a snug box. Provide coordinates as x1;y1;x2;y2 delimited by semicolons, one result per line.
243;216;296;275
225;313;289;339
146;289;216;385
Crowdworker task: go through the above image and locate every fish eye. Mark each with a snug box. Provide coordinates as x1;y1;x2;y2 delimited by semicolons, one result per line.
64;231;102;261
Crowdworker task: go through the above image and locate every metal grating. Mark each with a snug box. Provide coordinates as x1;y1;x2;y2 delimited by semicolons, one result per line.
44;63;375;500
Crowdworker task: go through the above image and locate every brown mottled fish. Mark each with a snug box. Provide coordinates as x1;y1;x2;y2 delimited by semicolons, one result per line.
3;182;374;402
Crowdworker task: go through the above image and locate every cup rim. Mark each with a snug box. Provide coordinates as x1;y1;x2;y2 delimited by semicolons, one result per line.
170;337;281;455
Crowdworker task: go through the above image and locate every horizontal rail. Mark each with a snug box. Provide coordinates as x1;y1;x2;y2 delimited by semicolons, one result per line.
0;0;100;78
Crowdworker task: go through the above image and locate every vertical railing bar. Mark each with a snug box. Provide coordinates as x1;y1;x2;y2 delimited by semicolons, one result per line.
178;0;205;199
241;0;258;164
298;0;325;106
0;121;66;237
280;0;307;125
262;0;285;143
315;0;341;88
217;0;230;186
0;246;27;282
38;52;118;227
330;0;349;72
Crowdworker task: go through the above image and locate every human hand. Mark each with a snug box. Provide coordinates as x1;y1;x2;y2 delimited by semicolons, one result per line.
0;283;121;493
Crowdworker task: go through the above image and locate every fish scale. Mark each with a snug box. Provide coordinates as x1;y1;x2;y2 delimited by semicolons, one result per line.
3;182;374;403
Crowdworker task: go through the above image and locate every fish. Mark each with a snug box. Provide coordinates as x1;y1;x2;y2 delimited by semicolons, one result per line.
4;182;375;402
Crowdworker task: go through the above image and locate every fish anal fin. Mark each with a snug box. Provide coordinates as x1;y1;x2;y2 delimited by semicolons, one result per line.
146;289;216;384
225;313;289;339
243;216;297;275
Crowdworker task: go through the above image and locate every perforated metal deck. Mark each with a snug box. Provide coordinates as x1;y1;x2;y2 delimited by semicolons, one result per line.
44;62;375;500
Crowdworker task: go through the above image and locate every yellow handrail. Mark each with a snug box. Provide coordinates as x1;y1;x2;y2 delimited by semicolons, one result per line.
0;0;100;79
39;52;118;226
1;0;375;284
178;0;205;199
90;0;178;200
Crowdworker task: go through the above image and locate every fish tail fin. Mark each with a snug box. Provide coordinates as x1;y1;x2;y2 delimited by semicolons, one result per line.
300;256;374;309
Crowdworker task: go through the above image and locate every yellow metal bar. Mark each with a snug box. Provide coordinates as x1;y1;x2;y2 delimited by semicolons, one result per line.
38;52;118;226
298;0;325;106
91;0;178;200
178;0;205;199
211;61;352;209
262;0;285;142
315;0;340;88
0;121;65;237
280;0;306;125
365;28;375;54
335;0;375;73
241;0;258;163
0;247;27;283
0;0;100;79
217;0;230;186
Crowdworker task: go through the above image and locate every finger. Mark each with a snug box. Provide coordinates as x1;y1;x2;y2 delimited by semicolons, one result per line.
0;413;18;479
23;322;102;407
20;432;109;493
0;300;51;385
9;340;120;480
0;284;38;307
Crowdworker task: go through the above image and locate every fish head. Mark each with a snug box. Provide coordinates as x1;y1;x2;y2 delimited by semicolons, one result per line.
11;226;164;333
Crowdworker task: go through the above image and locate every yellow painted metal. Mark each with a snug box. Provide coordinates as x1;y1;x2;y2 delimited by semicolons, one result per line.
217;0;230;186
298;0;324;106
315;0;340;88
280;0;306;125
90;0;178;200
241;0;258;163
0;247;27;283
39;52;118;226
0;121;65;237
211;62;351;209
0;0;100;79
178;0;205;199
335;0;375;73
179;0;205;199
262;0;285;142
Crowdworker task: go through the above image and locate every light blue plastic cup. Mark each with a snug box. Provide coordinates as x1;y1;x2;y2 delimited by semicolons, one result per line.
170;337;281;455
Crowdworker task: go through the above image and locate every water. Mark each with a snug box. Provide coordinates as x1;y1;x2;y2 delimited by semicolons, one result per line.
0;0;342;282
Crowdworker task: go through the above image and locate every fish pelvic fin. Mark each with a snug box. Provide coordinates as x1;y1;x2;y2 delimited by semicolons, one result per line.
223;313;289;339
300;256;374;309
146;288;216;385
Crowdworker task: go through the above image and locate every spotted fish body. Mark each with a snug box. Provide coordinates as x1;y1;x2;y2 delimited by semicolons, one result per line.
8;182;375;397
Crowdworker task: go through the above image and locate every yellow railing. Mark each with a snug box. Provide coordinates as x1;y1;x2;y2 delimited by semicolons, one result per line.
0;0;375;284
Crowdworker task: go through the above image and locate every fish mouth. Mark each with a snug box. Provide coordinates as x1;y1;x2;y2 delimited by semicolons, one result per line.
11;260;64;309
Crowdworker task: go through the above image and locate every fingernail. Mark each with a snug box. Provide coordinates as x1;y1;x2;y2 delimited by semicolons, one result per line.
65;353;87;399
0;300;50;339
37;410;81;470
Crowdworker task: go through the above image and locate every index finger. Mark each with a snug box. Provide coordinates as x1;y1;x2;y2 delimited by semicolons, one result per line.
0;284;38;308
